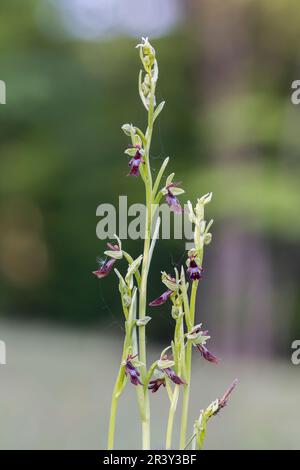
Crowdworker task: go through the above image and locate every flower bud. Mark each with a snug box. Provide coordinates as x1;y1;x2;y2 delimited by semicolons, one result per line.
121;123;134;136
136;316;152;326
126;255;143;281
122;294;131;308
199;192;212;206
204;233;212;245
161;272;179;291
171;305;180;320
136;37;156;73
124;354;143;386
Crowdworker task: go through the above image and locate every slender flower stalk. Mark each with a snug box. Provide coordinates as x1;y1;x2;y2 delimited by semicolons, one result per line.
180;194;211;449
185;379;238;450
180;280;198;448
94;38;237;451
165;304;186;449
135;37;158;450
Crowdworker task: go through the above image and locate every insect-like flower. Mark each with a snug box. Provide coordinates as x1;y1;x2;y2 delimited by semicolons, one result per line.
187;257;203;281
149;289;173;307
92;257;116;279
92;237;122;279
149;272;180;307
196;344;219;364
164;367;186;385
165;183;182;214
156;355;186;386
128;145;145;177
187;324;218;364
148;377;166;393
186;324;210;343
125;354;143;386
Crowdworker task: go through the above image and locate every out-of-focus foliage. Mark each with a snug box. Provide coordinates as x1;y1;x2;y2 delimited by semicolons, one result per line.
0;0;299;350
0;0;193;325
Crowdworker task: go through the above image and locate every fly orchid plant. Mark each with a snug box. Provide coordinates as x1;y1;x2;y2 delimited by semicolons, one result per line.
94;37;237;450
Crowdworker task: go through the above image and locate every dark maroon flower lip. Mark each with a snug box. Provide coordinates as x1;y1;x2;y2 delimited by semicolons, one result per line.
125;354;143;386
149;289;173;307
128;145;145;177
92;257;116;279
187;258;203;281
164;182;182;214
164;367;186;385
196;344;219;364
148;378;166;393
92;241;121;279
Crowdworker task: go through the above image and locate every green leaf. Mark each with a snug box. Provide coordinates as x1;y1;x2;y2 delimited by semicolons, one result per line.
152;157;169;199
125;255;143;286
204;233;212;245
153;100;165;122
114;268;126;289
127;287;137;327
149;216;161;265
121;123;133;136
136;316;152;326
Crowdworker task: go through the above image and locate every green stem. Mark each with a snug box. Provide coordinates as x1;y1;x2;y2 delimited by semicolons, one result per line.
165;378;173;401
166;384;180;450
180;281;198;449
166;309;184;449
138;74;155;450
107;340;129;449
107;368;123;450
123;251;141;287
145;361;159;387
107;302;134;449
183;432;196;450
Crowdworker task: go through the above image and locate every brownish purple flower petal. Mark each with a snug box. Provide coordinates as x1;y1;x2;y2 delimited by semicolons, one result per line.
93;240;122;279
92;257;116;279
196;344;219;364
106;242;120;252
149;289;173;307
164;367;186;385
148;378;166;393
128;148;144;177
187;258;203;281
125;355;143;386
165;190;182;214
163;182;183;214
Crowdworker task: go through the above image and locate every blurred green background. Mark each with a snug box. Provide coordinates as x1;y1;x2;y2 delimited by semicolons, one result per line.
0;0;300;449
